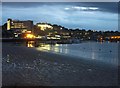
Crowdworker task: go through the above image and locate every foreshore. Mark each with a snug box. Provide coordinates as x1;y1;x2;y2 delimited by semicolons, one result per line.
2;43;118;86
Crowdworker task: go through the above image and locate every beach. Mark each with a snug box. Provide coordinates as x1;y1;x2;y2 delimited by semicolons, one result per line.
2;43;118;86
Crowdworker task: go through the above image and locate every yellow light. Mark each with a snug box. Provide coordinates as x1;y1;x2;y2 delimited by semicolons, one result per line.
27;43;34;47
7;20;11;30
25;34;35;39
27;41;35;47
55;44;60;46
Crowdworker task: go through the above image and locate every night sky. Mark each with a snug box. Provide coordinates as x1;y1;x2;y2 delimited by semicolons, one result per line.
1;2;118;31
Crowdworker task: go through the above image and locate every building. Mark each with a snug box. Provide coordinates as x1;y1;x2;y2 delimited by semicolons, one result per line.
7;19;33;32
36;23;53;31
110;36;120;39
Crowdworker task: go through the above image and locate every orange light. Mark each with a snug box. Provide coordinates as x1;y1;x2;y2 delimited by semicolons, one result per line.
25;34;35;39
111;37;114;39
100;37;103;40
26;31;32;33
111;36;120;39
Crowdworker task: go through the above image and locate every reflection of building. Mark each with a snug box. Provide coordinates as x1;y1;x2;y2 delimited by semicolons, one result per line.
7;19;33;32
36;23;53;31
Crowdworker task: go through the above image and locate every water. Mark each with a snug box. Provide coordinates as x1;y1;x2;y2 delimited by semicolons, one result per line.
36;42;119;66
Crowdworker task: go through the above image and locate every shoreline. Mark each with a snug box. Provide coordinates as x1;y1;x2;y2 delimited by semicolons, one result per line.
2;43;118;86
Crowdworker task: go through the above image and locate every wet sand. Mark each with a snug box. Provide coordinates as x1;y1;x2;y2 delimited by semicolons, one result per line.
2;43;118;86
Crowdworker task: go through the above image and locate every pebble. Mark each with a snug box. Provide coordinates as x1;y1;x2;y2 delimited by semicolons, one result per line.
54;62;58;65
6;54;10;63
73;70;76;73
13;63;16;68
6;60;10;63
87;68;92;72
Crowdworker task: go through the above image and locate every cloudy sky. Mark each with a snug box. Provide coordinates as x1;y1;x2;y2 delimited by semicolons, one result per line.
1;2;118;31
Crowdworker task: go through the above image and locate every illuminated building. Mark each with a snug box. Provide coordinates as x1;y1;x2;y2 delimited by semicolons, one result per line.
110;36;120;39
36;23;53;31
7;19;12;30
24;33;35;39
7;19;33;32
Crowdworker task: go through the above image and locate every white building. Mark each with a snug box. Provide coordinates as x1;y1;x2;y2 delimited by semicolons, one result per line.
36;23;53;31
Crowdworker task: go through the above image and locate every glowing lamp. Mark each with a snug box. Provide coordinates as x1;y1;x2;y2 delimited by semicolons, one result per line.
25;34;35;39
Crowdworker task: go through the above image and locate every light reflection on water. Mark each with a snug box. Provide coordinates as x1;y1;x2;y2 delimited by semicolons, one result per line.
35;42;118;65
92;52;95;60
27;41;35;47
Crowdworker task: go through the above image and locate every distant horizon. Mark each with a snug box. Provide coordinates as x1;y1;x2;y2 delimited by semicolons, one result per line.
1;2;118;31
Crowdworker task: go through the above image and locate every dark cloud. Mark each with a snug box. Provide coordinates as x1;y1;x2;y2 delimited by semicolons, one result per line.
79;2;118;13
2;2;118;13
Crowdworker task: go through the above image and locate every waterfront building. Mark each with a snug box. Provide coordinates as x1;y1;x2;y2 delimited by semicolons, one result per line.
110;36;120;39
6;19;34;38
7;19;33;32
